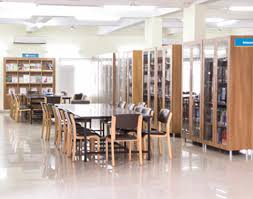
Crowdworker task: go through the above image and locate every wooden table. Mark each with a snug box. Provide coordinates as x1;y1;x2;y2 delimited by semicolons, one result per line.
61;96;72;104
56;103;152;161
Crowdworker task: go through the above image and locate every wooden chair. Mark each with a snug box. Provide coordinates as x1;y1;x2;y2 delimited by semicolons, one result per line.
143;109;172;159
106;114;143;167
52;106;64;145
127;103;135;111
41;102;47;140
137;102;146;107
68;113;101;161
14;94;31;122
9;92;16;119
117;101;126;108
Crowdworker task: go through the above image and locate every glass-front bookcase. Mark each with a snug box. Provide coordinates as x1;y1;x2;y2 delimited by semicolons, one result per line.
182;46;191;138
203;40;215;143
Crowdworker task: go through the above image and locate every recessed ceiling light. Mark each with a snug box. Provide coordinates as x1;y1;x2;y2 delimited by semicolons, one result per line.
229;6;253;11
217;20;238;27
206;18;224;23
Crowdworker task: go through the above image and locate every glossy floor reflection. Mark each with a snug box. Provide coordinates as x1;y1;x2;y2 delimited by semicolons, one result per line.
0;113;252;199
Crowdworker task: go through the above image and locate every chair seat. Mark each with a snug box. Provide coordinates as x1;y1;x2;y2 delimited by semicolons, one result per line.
142;130;166;136
107;134;137;141
19;105;30;110
77;127;100;138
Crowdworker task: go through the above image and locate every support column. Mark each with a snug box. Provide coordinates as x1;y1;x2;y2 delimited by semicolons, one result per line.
183;4;206;42
145;17;162;48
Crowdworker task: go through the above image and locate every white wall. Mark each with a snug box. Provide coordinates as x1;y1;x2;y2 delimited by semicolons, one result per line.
0;24;146;110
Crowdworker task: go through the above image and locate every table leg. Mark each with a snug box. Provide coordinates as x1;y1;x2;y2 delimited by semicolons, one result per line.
147;119;151;160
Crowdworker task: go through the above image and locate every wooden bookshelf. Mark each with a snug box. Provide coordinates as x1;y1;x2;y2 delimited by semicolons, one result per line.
183;35;253;153
3;57;56;109
143;45;182;135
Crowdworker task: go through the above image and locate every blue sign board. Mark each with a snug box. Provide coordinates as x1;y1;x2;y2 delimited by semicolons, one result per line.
22;53;39;58
234;38;253;47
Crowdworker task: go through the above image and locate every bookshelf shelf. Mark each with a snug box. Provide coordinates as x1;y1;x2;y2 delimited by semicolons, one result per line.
3;57;56;109
143;45;182;135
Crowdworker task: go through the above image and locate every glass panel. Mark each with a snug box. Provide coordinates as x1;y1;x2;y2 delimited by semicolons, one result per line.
127;54;133;103
182;47;191;136
165;48;172;110
149;50;155;112
217;40;228;145
203;43;214;141
143;52;148;104
192;45;201;137
157;50;163;116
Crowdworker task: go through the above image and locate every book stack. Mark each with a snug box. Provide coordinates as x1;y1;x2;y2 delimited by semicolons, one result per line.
6;63;18;71
42;76;53;83
18;63;30;71
30;76;42;83
30;63;42;71
6;75;18;83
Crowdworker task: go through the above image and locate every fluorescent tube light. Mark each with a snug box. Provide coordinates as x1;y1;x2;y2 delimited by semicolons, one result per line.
104;5;156;12
217;20;238;27
206;18;224;23
229;6;253;11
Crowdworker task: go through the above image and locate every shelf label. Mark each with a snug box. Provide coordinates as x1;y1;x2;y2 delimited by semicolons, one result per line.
22;53;39;58
234;38;253;47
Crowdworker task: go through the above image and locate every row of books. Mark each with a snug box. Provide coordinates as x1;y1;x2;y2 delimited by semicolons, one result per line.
6;62;53;71
8;87;53;95
6;75;53;83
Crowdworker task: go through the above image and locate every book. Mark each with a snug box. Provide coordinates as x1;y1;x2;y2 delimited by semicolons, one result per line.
8;88;15;94
6;63;18;71
20;87;27;94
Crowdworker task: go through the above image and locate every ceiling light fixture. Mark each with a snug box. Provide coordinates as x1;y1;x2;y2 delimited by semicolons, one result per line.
206;18;224;23
229;6;253;11
217;20;238;27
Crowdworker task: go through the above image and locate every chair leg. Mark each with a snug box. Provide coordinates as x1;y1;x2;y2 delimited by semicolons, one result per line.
111;141;115;166
158;137;163;155
167;135;172;159
138;139;143;165
105;139;109;162
97;139;100;160
72;139;76;161
41;119;45;139
143;136;147;160
128;142;132;161
48;121;52;141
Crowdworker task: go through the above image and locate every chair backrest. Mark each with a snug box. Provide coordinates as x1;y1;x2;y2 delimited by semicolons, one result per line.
134;106;144;113
110;114;143;140
73;93;83;100
69;113;77;140
13;94;21;108
41;102;46;119
52;106;61;128
141;107;152;116
117;101;126;109
157;109;172;134
127;103;135;111
137;102;146;107
45;96;61;104
71;100;90;104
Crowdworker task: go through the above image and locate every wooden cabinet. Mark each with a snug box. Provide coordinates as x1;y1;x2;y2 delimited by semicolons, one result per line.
183;35;253;152
3;57;55;109
143;45;182;135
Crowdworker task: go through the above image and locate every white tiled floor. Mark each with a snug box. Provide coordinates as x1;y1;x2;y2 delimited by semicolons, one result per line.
0;113;253;199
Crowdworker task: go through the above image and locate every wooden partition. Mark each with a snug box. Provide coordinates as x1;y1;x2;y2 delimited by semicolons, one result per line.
3;57;55;109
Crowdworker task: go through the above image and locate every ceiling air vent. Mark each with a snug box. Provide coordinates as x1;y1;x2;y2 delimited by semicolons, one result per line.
13;36;47;44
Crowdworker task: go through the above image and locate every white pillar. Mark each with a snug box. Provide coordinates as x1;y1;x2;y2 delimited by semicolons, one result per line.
183;4;206;42
145;17;162;48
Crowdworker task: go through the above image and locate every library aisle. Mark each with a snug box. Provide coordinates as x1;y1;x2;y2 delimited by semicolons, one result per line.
0;112;252;199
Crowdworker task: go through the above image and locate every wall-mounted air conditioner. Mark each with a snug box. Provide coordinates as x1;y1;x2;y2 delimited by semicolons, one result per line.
13;36;47;44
